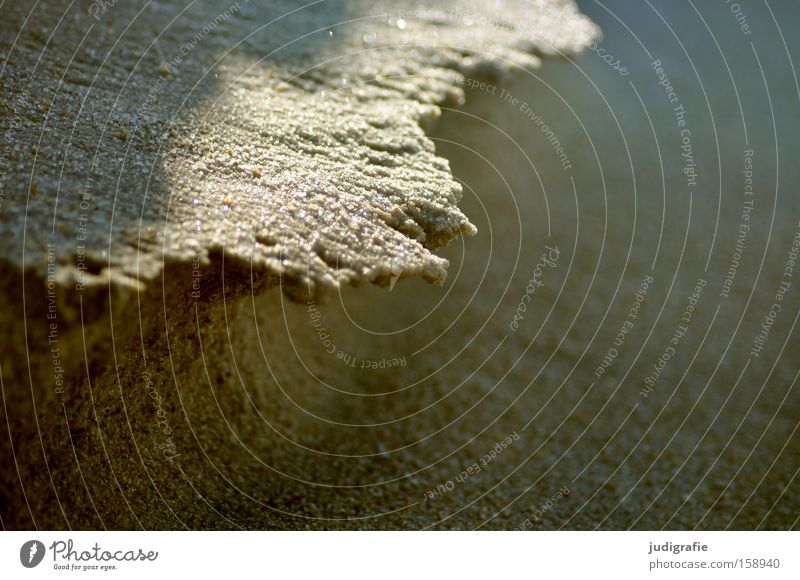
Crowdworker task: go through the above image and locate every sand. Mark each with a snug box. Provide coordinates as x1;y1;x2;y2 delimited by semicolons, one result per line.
1;0;797;530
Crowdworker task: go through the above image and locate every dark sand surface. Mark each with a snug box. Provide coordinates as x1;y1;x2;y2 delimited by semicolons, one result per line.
1;0;798;529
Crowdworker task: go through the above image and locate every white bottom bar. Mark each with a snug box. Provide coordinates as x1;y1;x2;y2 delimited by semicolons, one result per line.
1;531;797;578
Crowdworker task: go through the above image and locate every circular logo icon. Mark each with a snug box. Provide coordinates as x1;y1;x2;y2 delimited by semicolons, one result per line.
20;540;46;568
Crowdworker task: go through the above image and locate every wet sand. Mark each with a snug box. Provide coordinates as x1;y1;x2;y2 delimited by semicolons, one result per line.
2;0;798;529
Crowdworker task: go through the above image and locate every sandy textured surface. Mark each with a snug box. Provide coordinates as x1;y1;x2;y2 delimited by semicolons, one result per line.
2;0;798;531
1;0;602;529
0;0;595;298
